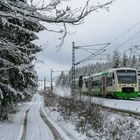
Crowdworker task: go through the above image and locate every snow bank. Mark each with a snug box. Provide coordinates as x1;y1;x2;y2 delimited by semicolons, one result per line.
42;106;87;140
53;87;71;97
0;101;32;140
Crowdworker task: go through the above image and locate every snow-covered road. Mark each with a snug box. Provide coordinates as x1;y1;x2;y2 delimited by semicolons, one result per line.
24;94;54;140
0;94;59;140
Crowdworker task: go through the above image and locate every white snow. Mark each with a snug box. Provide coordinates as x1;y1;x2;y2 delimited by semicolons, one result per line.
90;97;140;113
54;87;140;114
1;91;140;140
42;107;87;140
46;87;140;139
0;89;3;99
54;86;71;97
25;94;54;140
0;101;32;140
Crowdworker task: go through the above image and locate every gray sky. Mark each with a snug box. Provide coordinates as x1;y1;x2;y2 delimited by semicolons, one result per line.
34;0;140;81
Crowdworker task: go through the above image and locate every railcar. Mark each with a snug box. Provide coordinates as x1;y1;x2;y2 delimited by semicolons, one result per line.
80;68;138;99
137;70;140;95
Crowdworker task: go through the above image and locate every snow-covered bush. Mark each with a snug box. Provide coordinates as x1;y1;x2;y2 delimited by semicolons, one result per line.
44;91;103;135
103;112;140;139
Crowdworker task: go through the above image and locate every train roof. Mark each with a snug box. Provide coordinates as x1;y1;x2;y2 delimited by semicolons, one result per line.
109;67;136;71
73;68;137;81
101;67;136;73
83;67;137;79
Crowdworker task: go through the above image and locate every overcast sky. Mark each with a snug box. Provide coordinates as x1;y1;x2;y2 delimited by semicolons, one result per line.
34;0;140;81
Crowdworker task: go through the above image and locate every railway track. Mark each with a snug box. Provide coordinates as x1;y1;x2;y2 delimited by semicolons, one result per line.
81;95;140;118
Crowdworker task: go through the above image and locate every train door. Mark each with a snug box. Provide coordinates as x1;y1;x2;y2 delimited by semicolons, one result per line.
102;76;106;97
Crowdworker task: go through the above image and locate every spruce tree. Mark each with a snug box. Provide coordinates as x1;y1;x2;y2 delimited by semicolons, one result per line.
112;50;121;68
0;0;44;119
121;53;128;67
131;55;137;68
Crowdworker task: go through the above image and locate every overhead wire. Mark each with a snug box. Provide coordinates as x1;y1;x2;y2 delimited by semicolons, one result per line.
74;20;140;68
105;20;140;55
111;20;140;44
75;43;110;65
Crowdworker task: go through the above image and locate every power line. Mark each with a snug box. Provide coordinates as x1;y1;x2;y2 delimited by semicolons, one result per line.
75;43;110;48
107;20;140;55
111;20;140;43
116;30;140;50
71;42;110;95
75;43;110;65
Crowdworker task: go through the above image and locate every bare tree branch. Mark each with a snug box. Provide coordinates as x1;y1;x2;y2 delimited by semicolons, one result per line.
0;0;114;47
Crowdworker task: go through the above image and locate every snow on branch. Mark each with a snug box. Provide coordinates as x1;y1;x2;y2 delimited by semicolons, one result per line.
26;0;113;24
0;0;114;48
0;89;4;99
0;82;23;96
0;40;30;63
28;0;113;47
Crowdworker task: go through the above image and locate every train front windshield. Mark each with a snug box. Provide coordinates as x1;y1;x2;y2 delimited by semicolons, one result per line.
117;70;137;84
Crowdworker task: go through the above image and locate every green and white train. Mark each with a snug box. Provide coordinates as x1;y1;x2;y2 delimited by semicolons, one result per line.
75;68;138;99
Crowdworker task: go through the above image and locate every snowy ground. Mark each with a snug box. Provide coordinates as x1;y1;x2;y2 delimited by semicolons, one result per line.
1;90;140;140
54;87;140;114
0;94;55;140
44;106;140;140
83;96;140;114
50;87;140;139
54;87;71;97
45;87;140;139
42;107;88;140
0;93;89;140
0;101;32;140
25;94;54;140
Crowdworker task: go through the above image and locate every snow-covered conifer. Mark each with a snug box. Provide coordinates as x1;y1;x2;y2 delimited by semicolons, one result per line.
111;50;121;68
0;0;44;118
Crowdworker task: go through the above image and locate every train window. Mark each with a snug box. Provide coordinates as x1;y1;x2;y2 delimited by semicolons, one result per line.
92;80;101;87
112;73;115;79
117;70;136;84
98;80;101;87
92;81;97;87
138;79;140;85
85;81;88;88
107;77;112;86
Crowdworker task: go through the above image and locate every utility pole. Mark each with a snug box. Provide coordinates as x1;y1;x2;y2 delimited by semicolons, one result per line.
71;42;110;96
72;42;76;95
51;69;53;92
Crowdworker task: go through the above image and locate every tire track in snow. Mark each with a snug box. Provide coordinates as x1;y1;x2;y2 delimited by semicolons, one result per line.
20;98;35;140
40;108;63;140
20;107;29;140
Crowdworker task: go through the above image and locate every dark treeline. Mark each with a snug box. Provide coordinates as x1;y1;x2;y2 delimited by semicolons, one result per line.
56;50;140;87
